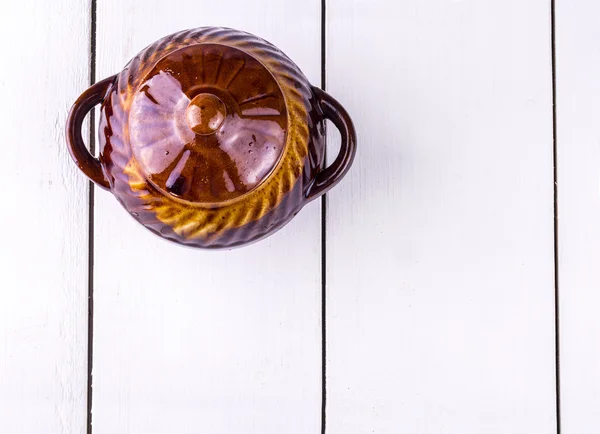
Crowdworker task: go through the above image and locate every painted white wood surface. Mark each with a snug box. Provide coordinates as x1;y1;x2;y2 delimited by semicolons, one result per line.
0;1;90;434
325;1;557;433
93;1;322;434
9;1;600;433
555;1;600;433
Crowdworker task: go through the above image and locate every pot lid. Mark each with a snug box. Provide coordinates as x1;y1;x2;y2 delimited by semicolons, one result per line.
128;43;288;205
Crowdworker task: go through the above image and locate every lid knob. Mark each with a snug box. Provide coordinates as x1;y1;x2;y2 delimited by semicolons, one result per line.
185;93;226;135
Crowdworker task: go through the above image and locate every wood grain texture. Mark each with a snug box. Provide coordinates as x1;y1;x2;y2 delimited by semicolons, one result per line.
93;1;322;433
555;1;600;433
0;1;90;433
325;1;556;433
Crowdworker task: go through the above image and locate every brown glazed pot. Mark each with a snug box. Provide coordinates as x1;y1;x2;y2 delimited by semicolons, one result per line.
66;27;356;248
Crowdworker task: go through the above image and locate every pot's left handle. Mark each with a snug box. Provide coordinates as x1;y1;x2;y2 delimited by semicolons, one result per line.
65;75;117;190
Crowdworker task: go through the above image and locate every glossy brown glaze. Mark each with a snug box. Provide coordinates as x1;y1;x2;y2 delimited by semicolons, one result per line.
129;44;288;205
66;27;356;249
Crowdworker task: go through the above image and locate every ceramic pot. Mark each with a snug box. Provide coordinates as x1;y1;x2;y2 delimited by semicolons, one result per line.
66;27;356;248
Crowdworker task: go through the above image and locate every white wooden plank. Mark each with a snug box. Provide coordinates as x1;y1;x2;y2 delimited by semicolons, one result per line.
0;1;90;433
325;1;556;433
555;1;600;433
93;1;322;433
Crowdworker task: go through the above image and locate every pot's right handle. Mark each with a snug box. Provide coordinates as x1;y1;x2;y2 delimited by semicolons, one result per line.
65;75;117;190
306;87;357;202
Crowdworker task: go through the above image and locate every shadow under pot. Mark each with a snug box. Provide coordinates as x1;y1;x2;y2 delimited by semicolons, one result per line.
66;27;356;249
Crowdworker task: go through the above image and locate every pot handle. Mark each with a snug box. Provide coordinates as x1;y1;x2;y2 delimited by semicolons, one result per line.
65;75;117;190
306;87;357;201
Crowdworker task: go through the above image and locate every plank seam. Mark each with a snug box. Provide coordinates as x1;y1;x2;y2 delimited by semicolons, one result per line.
320;0;327;433
550;0;561;433
87;0;97;433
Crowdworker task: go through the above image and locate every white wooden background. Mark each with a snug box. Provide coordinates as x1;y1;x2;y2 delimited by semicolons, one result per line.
0;0;598;433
